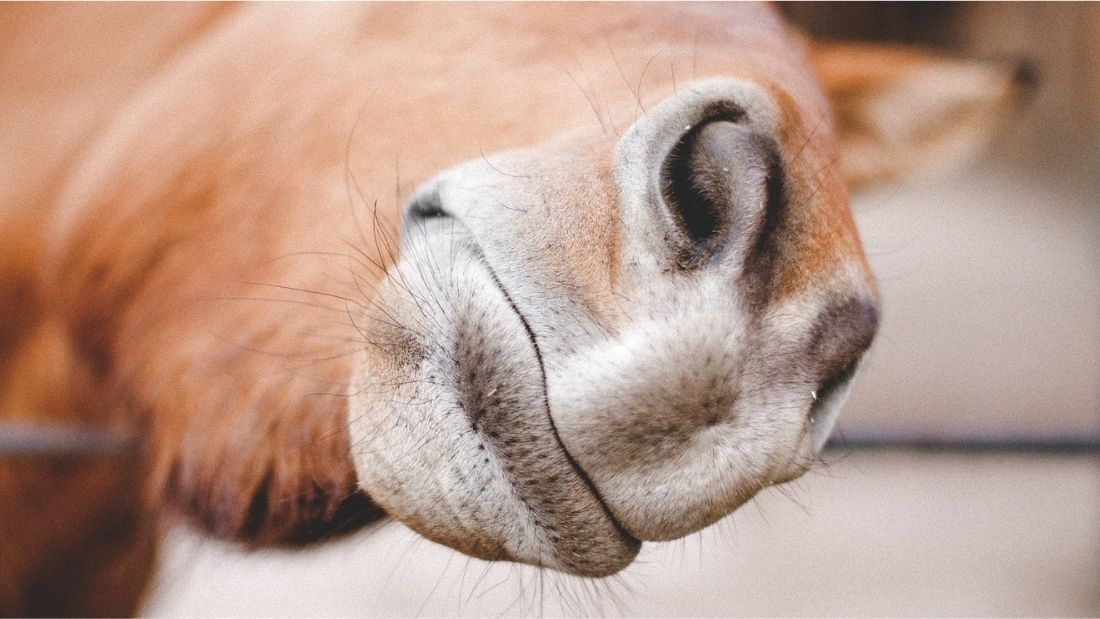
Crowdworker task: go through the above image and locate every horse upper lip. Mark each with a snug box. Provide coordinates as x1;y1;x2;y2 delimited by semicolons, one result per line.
475;250;641;563
412;202;639;551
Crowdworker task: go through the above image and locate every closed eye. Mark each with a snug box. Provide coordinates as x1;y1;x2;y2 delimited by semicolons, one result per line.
403;189;450;227
812;359;858;413
808;356;864;451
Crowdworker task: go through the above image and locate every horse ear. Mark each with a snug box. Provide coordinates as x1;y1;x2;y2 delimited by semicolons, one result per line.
810;41;1033;191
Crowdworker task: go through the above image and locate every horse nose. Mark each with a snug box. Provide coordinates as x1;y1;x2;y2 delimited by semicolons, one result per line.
539;81;805;542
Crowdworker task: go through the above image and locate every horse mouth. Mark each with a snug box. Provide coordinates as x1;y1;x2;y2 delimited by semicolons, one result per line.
355;200;640;576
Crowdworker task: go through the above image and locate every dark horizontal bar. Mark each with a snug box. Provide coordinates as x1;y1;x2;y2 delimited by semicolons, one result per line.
0;421;134;458
2;420;1097;458
825;431;1100;454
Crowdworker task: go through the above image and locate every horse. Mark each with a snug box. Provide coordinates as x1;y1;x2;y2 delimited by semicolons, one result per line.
0;3;1022;614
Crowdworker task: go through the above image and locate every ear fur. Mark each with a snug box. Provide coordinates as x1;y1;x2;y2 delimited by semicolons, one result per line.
810;41;1030;190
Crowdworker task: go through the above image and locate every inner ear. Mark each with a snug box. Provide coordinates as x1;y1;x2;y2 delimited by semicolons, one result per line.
660;117;776;269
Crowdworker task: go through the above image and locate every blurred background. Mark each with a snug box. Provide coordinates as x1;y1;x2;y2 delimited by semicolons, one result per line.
142;3;1100;616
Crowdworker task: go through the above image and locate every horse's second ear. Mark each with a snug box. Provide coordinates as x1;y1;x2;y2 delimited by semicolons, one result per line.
811;41;1034;191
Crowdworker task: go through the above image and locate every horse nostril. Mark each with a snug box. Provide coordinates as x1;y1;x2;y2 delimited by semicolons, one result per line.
660;117;777;268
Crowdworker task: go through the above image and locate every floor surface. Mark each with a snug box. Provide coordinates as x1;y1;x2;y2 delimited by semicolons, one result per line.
143;451;1100;617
